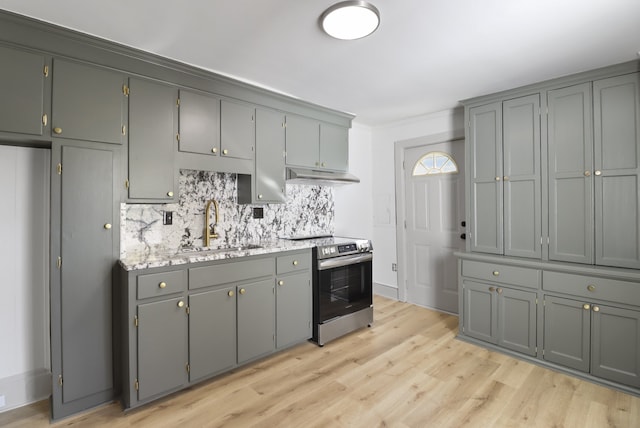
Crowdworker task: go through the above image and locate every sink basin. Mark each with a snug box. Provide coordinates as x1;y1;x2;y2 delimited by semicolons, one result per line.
180;244;263;255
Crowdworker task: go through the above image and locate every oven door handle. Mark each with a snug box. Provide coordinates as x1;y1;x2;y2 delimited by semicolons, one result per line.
317;252;373;270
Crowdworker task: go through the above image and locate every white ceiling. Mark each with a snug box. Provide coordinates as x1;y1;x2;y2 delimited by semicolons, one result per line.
1;0;639;125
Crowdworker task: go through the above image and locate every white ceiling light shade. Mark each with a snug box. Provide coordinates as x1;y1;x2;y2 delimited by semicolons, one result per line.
320;1;380;40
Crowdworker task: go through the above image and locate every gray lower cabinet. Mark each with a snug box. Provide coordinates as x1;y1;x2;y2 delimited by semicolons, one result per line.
237;279;276;363
51;141;120;419
220;99;255;160
51;59;126;144
0;44;48;137
128;77;178;201
462;280;537;356
543;295;640;388
177;89;220;156
276;272;312;349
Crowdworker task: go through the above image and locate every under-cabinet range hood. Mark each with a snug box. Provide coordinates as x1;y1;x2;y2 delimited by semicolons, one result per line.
286;167;360;186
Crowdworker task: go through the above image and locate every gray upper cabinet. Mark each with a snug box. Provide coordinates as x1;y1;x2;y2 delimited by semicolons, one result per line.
237;278;275;364
220;99;255;160
593;73;640;269
319;123;349;171
0;44;47;136
178;89;220;156
468;102;503;255
547;83;594;264
276;271;311;349
285;114;319;169
52;59;126;144
128;78;178;201
254;108;286;203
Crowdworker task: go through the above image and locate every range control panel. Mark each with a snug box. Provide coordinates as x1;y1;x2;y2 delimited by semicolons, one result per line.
317;239;372;259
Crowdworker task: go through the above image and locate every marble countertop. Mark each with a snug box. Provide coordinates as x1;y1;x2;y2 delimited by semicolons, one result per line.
119;239;314;271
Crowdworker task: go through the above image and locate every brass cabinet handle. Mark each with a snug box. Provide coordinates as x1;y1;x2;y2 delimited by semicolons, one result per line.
223;149;229;155
167;191;174;197
239;288;246;295
495;176;501;181
489;287;496;292
177;300;185;308
104;223;112;230
278;280;284;286
42;114;48;126
53;127;63;134
293;260;299;266
584;171;591;177
228;290;234;297
497;288;503;294
587;284;596;292
211;148;218;154
593;306;600;312
492;271;500;276
583;304;590;310
159;282;167;289
594;170;602;176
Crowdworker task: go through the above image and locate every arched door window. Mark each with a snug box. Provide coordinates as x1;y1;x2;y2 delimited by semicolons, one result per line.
412;151;459;176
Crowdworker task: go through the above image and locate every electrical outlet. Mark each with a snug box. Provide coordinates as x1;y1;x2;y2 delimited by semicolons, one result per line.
252;207;264;219
392;263;398;272
163;211;173;225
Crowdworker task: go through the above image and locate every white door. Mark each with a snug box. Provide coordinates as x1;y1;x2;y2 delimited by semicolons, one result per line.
404;140;465;313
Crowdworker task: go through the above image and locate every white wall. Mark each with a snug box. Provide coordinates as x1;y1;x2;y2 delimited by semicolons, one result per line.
370;109;464;298
0;146;50;412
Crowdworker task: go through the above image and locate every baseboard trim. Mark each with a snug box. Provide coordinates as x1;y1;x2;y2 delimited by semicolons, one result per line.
0;369;51;413
374;282;399;300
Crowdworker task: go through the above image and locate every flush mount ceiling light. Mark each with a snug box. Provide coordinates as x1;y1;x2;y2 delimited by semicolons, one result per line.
320;1;380;40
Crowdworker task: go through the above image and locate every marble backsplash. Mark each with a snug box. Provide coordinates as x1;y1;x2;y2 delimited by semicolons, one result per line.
121;170;334;258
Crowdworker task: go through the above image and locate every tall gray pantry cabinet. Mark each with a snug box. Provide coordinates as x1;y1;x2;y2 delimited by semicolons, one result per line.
458;62;640;394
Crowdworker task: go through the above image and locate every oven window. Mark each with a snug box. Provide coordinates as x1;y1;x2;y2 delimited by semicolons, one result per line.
317;260;372;322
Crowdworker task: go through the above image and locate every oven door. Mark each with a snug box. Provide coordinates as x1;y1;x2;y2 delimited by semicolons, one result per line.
316;252;373;323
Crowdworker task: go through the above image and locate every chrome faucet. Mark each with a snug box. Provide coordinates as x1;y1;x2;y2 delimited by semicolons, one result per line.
204;199;219;247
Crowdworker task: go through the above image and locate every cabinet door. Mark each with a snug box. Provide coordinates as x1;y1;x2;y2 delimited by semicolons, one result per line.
503;94;541;259
137;297;188;401
276;272;311;349
0;45;46;136
543;295;590;372
255;108;286;203
497;287;536;356
462;280;497;344
593;73;640;269
189;287;237;381
591;304;640;388
52;59;125;144
237;279;275;364
51;143;118;419
220;99;254;160
178;90;220;156
547;83;594;264
319;123;349;171
128;78;177;201
285;114;319;168
468;102;503;254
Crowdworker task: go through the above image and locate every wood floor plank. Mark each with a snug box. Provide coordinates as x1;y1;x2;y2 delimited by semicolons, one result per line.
1;295;640;428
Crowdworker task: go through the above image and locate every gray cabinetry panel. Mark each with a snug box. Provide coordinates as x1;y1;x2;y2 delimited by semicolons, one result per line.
319;123;349;171
189;287;237;381
128;78;177;201
547;83;594;264
497;287;536;356
276;272;311;349
468;102;503;254
461;260;540;289
255;108;286;203
178;89;220;156
543;295;590;372
462;280;497;344
0;44;46;136
189;257;274;289
137;270;186;300
503;94;541;258
237;279;275;364
220;99;255;160
276;252;311;275
137;297;188;401
542;270;640;308
285;114;320;168
593;73;640;269
52;59;125;144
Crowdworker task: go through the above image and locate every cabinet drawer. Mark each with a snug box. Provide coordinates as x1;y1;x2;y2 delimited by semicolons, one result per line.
461;260;540;289
189;257;274;289
277;252;311;274
543;271;640;306
137;270;186;299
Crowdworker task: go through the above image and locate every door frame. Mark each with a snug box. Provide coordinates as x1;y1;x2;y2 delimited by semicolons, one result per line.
394;130;464;303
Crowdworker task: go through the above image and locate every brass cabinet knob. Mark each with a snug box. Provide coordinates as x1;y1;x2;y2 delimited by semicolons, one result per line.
167;191;174;197
258;194;263;199
159;282;167;289
177;300;185;308
53;127;63;134
587;284;596;292
489;287;496;292
594;170;602;176
239;288;246;295
583;304;591;310
495;176;501;181
316;162;320;166
593;306;600;312
278;280;284;286
293;260;299;266
497;288;503;294
228;290;234;297
211;148;218;154
104;223;112;230
584;171;591;177
503;176;509;181
223;149;229;155
492;271;500;276
321;162;326;167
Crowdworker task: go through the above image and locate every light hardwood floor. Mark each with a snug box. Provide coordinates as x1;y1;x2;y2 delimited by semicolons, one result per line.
2;295;640;427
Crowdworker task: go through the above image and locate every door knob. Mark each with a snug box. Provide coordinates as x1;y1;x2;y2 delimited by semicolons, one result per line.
461;221;466;227
460;233;466;240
